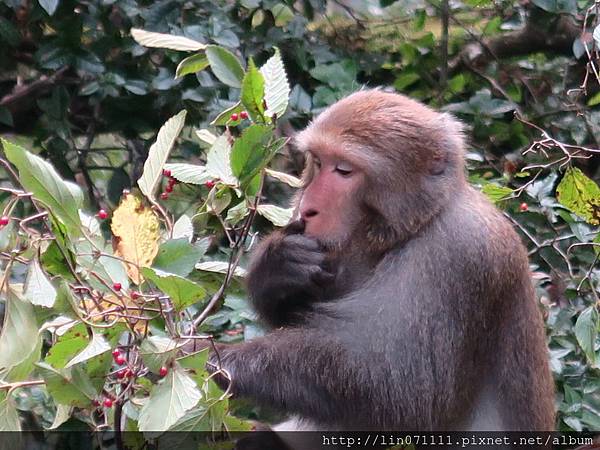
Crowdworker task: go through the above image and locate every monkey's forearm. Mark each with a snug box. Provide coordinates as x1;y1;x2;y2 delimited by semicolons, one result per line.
208;330;367;422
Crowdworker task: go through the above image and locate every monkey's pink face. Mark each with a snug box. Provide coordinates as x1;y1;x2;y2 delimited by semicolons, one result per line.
299;152;364;246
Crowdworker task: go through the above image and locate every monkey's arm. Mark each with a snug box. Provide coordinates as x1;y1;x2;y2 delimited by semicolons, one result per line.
246;222;335;329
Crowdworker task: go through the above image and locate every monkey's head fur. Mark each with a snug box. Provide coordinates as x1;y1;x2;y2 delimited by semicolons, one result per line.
294;89;467;253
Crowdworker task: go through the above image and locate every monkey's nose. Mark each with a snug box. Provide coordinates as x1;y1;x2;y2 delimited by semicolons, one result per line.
301;209;318;220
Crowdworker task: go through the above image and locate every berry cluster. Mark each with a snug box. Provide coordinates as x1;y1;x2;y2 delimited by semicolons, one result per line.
160;169;177;200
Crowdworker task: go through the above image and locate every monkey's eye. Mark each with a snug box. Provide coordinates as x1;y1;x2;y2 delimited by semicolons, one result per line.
335;162;353;176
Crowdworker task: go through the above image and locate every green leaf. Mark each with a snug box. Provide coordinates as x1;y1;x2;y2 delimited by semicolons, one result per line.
138;366;202;431
176;53;210;78
230;125;272;185
226;201;250;225
48;404;72;430
0;288;39;373
35;362;96;408
260;48;290;120
141;267;207;311
139;336;179;373
205;45;244;88
241;58;265;122
206;135;237;185
265;168;302;187
64;330;110;369
168;405;212;431
257;204;293;226
531;0;576;14
481;183;513;203
38;0;60;15
270;3;294;27
210;101;244;126
153;238;207;277
595;24;600;49
587;91;600;107
394;71;420;91
131;29;206;51
0;392;20;431
45;324;89;369
2;138;83;236
24;256;57;307
163;163;211;185
575;306;598;365
76;240;130;292
195;129;217;146
556;167;600;225
138;110;187;201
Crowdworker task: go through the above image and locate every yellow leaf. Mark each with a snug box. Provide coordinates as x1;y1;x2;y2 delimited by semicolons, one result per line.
110;194;160;284
82;294;149;333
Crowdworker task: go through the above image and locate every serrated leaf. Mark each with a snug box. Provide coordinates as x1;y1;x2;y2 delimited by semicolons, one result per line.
153;238;207;277
195;261;247;277
0;392;20;431
481;183;513;203
575;306;598;365
556;167;600;225
163;163;212;185
241;58;265;122
257;204;293;227
210;101;244;126
45;324;89;369
230;125;272;184
205;45;244;88
226;201;250;225
24;256;57;307
141;267;207;312
47;404;72;430
595;24;600;48
65;331;110;369
111;194;160;284
35;362;96;408
2;138;83;236
260;48;290;119
195;129;217;145
172;214;194;242
139;336;178;373
38;0;60;15
270;3;294;27
175;53;210;78
138;110;187;200
76;240;130;292
131;29;206;51
265;168;301;187
0;288;39;372
206;135;237;185
138;366;202;431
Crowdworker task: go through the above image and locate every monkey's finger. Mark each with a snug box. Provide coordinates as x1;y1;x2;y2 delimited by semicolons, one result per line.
283;234;321;252
282;219;305;235
312;270;336;286
285;248;326;265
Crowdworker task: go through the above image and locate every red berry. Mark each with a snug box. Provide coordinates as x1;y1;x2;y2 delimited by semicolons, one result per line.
168;176;177;185
230;113;239;121
165;184;174;193
159;366;168;377
103;398;113;408
124;369;133;378
160;192;169;200
92;399;100;407
163;169;172;177
97;209;108;220
112;349;120;358
0;216;9;226
205;180;215;189
116;369;127;379
131;291;141;300
240;111;249;120
519;202;528;212
113;282;122;291
115;355;126;365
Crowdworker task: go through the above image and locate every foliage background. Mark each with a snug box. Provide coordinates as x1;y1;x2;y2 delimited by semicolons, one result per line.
0;0;599;434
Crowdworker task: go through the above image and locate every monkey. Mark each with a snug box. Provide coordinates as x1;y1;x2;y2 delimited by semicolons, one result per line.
204;89;555;442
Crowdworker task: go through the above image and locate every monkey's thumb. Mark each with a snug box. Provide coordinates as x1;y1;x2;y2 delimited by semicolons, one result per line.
283;219;306;235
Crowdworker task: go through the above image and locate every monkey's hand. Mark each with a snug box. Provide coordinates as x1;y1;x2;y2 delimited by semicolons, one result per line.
246;220;335;327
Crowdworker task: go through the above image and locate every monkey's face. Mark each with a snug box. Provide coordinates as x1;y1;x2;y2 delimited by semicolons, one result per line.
298;151;365;247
